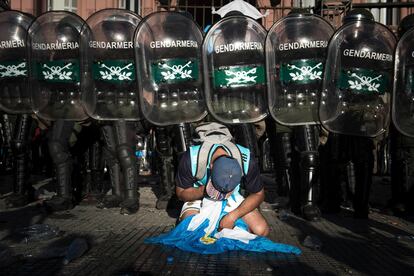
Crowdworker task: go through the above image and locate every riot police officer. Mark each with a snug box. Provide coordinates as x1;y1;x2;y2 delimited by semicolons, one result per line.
390;14;414;215
0;10;35;207
134;11;207;210
82;9;142;215
319;9;396;218
266;9;334;220
28;11;89;211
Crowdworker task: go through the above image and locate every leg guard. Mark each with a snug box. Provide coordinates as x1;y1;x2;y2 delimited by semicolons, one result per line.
275;132;293;197
88;140;103;194
115;121;138;200
319;133;345;213
351;137;374;218
101;125;122;198
294;125;321;221
155;126;175;209
48;120;74;199
98;124;124;209
115;121;139;215
0;113;13;171
11;114;32;195
172;123;193;156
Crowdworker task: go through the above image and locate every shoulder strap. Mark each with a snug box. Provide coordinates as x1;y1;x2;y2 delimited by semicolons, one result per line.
194;141;247;181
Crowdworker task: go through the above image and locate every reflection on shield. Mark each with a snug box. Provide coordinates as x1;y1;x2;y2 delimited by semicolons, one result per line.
319;20;396;137
134;11;206;126
0;11;34;114
203;15;267;125
81;9;142;121
28;11;88;121
393;28;414;138
266;14;334;126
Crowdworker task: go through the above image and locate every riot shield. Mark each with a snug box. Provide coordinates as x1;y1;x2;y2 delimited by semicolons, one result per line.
28;11;88;121
319;20;396;137
203;15;267;124
393;28;414;137
0;11;33;114
134;11;206;126
81;9;141;121
266;14;334;126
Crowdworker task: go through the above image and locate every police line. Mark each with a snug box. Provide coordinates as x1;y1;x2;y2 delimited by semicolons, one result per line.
0;9;410;139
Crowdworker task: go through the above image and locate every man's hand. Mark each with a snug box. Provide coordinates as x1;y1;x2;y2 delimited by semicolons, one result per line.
176;185;205;202
218;212;238;231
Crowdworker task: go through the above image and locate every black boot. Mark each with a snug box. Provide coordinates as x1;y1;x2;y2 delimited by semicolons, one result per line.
97;161;123;209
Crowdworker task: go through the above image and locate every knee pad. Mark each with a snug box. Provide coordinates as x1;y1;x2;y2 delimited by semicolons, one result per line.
48;140;70;165
117;144;136;169
11;140;26;155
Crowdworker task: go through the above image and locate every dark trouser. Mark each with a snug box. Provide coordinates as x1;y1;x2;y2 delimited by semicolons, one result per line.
390;124;414;213
320;133;374;217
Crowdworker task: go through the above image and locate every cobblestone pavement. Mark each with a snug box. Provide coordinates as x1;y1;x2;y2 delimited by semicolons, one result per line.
0;178;414;275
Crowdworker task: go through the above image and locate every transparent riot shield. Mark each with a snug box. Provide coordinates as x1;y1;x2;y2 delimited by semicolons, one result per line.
0;11;33;114
81;9;141;121
319;21;396;137
203;16;267;124
393;28;414;137
134;11;206;126
28;11;88;121
266;14;334;126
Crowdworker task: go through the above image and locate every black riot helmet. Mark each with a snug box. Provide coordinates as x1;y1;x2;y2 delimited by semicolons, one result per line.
176;9;194;20
222;11;247;44
0;11;34;60
53;15;81;59
224;10;244;17
342;8;374;24
55;16;80;41
340;9;380;69
287;8;308;16
101;19;131;42
398;14;414;38
99;19;133;59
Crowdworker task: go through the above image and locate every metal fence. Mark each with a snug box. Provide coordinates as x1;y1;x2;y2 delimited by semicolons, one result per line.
353;1;414;26
157;0;293;30
156;0;414;30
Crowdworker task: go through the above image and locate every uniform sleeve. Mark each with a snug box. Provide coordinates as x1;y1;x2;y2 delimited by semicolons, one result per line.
175;150;195;189
244;153;263;194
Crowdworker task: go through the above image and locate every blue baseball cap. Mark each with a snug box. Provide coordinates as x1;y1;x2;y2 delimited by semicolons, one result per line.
206;156;242;200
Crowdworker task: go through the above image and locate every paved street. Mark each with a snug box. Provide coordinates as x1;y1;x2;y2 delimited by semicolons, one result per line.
0;176;413;275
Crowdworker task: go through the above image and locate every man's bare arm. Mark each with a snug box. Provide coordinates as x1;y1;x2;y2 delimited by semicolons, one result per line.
176;185;205;202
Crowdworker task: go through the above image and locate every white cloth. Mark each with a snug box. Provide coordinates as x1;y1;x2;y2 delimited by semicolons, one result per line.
187;194;257;244
211;0;269;20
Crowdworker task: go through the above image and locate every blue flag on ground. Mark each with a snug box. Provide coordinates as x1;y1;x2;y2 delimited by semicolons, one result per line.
145;198;301;255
